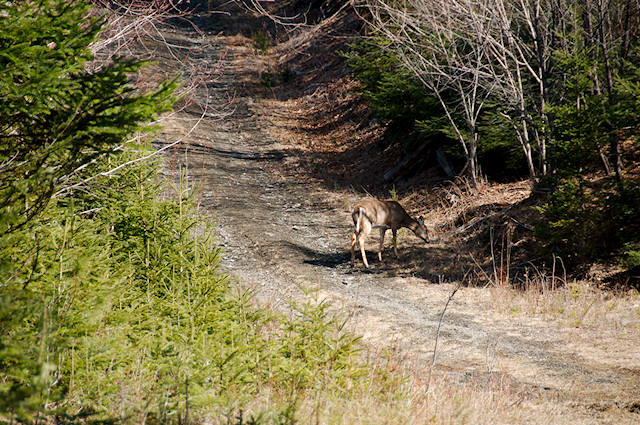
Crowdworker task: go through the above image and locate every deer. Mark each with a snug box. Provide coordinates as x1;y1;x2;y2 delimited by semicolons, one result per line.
350;199;429;268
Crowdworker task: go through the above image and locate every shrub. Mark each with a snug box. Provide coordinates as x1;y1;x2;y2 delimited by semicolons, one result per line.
253;30;270;54
1;143;368;423
535;180;604;265
536;178;640;270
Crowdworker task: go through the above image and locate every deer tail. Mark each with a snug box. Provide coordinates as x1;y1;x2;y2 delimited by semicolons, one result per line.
355;207;364;233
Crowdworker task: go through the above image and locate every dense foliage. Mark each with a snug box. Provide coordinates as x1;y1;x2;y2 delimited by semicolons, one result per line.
342;40;448;151
0;1;366;423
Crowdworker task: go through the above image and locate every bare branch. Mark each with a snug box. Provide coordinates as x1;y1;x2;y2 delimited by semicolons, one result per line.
241;0;311;30
53;111;201;199
50;1;238;198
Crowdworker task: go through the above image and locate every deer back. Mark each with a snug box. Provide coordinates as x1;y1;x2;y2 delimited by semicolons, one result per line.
353;200;413;229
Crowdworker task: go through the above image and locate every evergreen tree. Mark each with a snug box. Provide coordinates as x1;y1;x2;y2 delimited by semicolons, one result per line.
343;40;452;152
0;0;178;235
0;0;177;420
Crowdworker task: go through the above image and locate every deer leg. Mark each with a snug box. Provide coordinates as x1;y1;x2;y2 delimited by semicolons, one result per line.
392;228;399;257
359;221;372;268
378;227;387;262
360;235;369;268
350;232;357;266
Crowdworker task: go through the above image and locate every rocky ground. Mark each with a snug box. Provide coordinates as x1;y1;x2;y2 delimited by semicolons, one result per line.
151;4;640;423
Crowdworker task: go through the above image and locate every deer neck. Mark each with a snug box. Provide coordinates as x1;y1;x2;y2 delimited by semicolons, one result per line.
403;218;420;232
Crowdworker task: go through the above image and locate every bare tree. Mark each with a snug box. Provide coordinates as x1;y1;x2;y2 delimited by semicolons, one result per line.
357;0;568;180
358;0;498;186
478;0;557;178
358;0;640;181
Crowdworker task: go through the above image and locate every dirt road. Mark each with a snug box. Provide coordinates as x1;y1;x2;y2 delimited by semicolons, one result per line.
155;16;640;424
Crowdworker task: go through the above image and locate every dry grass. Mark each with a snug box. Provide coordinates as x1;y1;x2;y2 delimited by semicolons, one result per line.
489;274;640;334
422;179;640;334
230;344;618;425
231;355;547;425
416;179;532;234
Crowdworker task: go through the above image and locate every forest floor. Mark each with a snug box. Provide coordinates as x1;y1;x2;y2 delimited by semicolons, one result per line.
151;3;640;423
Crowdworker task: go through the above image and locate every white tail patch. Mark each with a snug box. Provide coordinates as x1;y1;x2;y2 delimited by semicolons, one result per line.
356;207;364;233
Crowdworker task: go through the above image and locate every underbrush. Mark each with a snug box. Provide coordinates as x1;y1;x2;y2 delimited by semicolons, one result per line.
532;176;640;271
0;146;368;424
402;179;640;338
